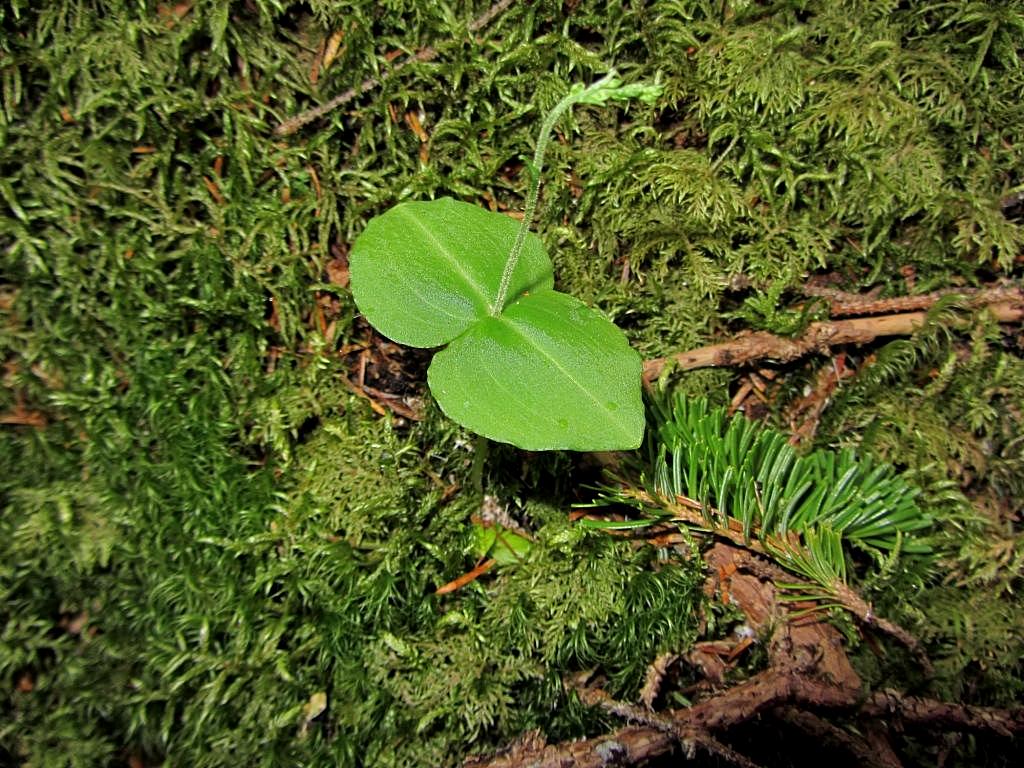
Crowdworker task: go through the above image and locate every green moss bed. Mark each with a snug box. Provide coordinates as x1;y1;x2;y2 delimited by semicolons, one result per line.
1;1;1022;766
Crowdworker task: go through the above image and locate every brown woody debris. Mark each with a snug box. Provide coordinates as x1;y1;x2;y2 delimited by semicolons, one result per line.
644;284;1023;384
465;542;1020;768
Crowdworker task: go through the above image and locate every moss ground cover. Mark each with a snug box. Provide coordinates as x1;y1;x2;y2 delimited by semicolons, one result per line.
1;1;1022;765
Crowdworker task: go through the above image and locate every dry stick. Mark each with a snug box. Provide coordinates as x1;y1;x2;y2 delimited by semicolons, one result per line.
643;294;1023;384
859;690;1024;738
274;0;517;137
575;685;767;768
464;725;676;768
468;674;1024;768
831;580;933;675
804;283;1022;318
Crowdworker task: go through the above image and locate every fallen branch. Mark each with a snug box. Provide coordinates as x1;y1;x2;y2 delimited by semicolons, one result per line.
463;725;675;768
643;289;1023;384
858;690;1024;738
467;677;1024;767
274;0;516;136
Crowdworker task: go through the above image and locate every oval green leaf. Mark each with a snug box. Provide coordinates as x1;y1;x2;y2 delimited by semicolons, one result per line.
349;198;553;347
427;290;644;451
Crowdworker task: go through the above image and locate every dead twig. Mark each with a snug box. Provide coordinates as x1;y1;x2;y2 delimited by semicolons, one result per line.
643;290;1023;384
434;558;497;595
0;403;47;428
571;688;766;768
784;353;853;446
274;0;516;137
803;283;1021;318
859;690;1024;738
464;725;676;768
831;580;933;675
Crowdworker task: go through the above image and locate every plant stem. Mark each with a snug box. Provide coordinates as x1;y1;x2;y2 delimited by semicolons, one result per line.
491;71;662;313
470;434;489;492
491;76;613;314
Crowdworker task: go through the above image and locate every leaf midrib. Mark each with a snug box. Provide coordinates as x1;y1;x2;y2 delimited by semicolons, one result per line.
397;204;493;313
498;293;636;443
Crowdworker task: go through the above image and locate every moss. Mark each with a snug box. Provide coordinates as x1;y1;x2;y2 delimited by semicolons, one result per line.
1;0;1022;765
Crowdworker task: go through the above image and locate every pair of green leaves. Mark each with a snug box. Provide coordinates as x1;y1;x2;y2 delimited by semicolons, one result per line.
350;198;644;450
471;521;531;565
350;72;661;451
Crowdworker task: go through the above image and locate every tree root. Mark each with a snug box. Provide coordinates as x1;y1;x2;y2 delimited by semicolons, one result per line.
465;541;1023;768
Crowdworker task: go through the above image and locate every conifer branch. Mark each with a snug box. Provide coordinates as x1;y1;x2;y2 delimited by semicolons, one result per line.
594;397;933;667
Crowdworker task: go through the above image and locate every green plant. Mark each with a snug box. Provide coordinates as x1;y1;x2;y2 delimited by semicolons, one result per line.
350;73;661;451
3;2;1022;765
594;396;934;596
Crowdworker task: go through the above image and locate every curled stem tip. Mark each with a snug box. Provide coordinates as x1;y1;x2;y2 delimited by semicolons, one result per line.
491;71;664;314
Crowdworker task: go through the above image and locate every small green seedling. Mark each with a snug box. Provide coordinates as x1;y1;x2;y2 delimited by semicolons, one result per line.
351;72;661;450
471;522;532;566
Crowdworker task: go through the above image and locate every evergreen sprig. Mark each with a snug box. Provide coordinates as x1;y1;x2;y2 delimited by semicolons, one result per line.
597;396;933;587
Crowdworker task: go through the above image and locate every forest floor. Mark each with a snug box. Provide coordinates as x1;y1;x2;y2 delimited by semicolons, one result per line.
2;1;1023;767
